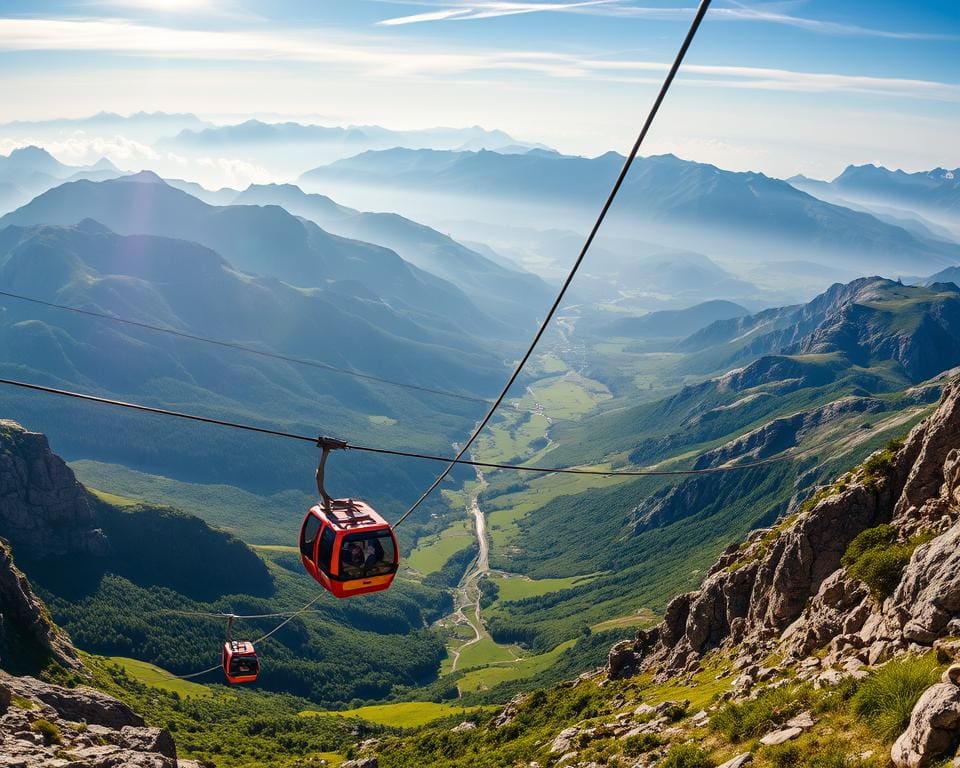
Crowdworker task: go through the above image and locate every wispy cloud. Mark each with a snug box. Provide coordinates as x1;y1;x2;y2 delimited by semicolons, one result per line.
375;0;958;40
378;1;616;26
2;17;958;102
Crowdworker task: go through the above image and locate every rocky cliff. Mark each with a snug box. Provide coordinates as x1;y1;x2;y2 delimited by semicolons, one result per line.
0;420;108;559
0;511;194;767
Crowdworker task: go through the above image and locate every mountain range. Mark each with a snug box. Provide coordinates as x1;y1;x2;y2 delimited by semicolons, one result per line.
300;149;960;276
0;218;503;502
163;120;537;153
789;164;960;241
474;276;958;656
0;172;521;341
229;182;554;329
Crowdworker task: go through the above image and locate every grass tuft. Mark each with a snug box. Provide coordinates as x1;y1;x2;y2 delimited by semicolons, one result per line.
850;654;940;743
710;684;811;742
31;718;63;745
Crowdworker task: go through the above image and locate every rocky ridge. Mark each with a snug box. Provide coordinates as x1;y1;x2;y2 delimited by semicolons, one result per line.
608;378;960;766
0;671;187;768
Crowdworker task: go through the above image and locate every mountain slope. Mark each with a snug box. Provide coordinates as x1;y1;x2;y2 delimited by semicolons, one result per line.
0;173;514;339
301;150;960;274
0;221;500;500
466;277;960;660
232;183;553;329
359;380;960;768
677;277;960;380
602;300;750;340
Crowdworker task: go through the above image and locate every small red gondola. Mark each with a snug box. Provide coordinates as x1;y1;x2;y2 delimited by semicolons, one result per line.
221;640;259;685
300;499;399;598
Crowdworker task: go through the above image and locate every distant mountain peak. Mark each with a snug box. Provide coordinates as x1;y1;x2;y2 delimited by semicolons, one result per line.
74;218;113;235
9;145;55;160
91;156;119;171
116;170;167;185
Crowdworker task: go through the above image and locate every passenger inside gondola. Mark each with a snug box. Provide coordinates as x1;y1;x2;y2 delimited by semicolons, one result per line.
340;533;394;579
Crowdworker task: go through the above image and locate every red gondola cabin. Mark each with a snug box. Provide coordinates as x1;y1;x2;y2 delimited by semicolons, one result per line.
300;499;399;598
222;640;259;684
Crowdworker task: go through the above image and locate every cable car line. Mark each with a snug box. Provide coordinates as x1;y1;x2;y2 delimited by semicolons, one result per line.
390;0;714;528
0;375;810;478
0;288;492;406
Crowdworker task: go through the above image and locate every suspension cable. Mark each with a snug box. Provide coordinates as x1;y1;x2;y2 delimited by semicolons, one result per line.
391;0;714;527
0;375;804;478
0;289;492;406
167;594;326;681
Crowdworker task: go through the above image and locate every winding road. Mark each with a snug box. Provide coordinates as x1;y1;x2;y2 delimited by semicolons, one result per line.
447;469;489;673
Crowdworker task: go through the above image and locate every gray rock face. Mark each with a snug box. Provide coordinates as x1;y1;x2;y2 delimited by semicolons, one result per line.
0;420;108;559
0;540;80;670
891;682;960;768
3;673;144;727
895;523;960;644
0;671;180;768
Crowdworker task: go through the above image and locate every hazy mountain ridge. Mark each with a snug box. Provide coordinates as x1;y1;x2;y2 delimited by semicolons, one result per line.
301;149;960;275
0;172;519;340
0;219;501;502
231;182;554;329
0;146;123;214
601;300;750;340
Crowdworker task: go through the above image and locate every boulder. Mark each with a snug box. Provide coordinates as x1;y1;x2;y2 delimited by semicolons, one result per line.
550;727;579;753
759;726;803;746
716;754;753;768
891;682;960;768
341;759;378;768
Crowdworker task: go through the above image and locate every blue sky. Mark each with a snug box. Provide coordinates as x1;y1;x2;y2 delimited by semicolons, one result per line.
0;0;957;178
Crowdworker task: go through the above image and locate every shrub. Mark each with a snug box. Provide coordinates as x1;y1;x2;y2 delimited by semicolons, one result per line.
660;743;714;768
843;525;934;600
623;733;662;756
31;718;63;745
850;654;939;742
847;545;913;599
842;525;897;566
767;742;802;768
11;695;35;710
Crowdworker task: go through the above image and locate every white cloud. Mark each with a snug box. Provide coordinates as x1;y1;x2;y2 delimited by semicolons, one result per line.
195;156;272;187
1;17;957;102
377;1;616;26
373;0;958;40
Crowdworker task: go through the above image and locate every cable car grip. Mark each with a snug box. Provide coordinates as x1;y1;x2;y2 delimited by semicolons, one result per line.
316;436;347;506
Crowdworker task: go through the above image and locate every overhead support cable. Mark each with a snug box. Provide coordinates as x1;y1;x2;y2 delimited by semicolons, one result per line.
0;375;803;477
391;0;715;527
0;288;492;405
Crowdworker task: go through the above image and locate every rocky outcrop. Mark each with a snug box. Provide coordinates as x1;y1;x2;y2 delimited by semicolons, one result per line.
0;671;182;767
0;539;80;671
611;378;960;679
891;679;960;768
0;420;107;559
